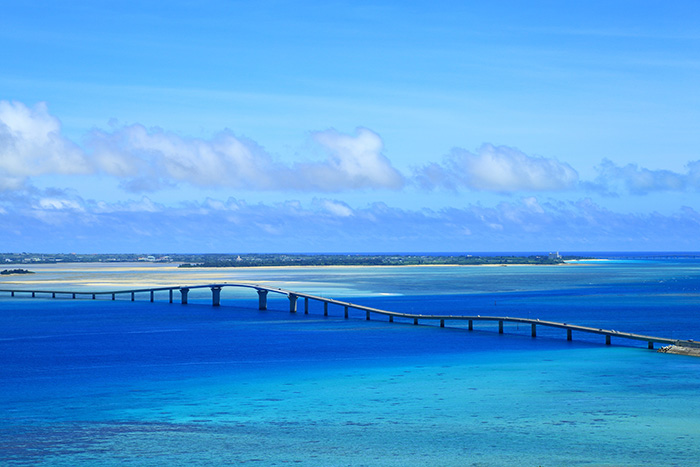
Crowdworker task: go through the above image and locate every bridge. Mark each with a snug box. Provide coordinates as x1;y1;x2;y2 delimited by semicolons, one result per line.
1;282;698;351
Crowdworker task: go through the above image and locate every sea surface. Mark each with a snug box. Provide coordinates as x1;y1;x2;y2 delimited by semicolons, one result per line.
1;258;700;466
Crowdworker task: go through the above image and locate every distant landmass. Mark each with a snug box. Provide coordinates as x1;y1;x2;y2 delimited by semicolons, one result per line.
178;253;583;268
1;268;34;275
0;252;588;267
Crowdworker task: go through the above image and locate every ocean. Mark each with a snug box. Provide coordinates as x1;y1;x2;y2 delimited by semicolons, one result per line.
1;258;700;466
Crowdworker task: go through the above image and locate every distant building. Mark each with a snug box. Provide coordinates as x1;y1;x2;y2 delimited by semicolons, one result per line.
548;252;561;260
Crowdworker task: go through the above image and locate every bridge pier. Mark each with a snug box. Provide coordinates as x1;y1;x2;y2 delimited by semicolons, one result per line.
499;320;504;334
531;323;537;337
389;315;393;322
304;297;309;314
92;293;96;299
648;341;654;349
366;310;370;320
211;286;221;306
567;329;572;341
289;294;297;313
72;293;76;299
440;319;445;328
257;290;268;310
468;319;473;331
606;335;611;345
323;301;328;316
52;292;56;298
344;306;349;319
180;288;189;305
32;292;35;298
414;318;418;325
169;289;173;303
112;293;115;300
131;292;135;302
150;291;154;303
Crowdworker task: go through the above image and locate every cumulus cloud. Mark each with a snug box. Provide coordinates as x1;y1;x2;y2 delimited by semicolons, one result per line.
415;144;579;192
0;101;90;190
316;198;354;217
89;124;404;192
89;124;280;192
592;159;700;194
0;100;405;194
298;128;404;190
3;191;698;252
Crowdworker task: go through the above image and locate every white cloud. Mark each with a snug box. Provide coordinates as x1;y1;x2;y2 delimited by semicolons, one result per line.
300;128;405;190
88;124;280;191
2;192;700;252
592;159;699;194
0;101;406;194
0;101;91;190
37;198;84;211
317;199;354;217
87;124;405;193
415;144;579;192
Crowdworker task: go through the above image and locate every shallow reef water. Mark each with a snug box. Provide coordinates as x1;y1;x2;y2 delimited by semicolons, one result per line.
1;259;700;465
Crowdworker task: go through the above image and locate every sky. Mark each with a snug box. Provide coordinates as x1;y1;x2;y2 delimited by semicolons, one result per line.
1;0;700;253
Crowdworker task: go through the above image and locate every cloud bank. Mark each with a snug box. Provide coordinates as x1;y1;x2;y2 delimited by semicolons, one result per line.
0;101;404;193
0;101;90;190
592;159;700;195
5;100;700;198
2;189;699;253
415;144;579;192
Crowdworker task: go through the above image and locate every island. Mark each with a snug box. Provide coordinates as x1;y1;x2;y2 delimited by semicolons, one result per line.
177;253;586;268
0;269;34;275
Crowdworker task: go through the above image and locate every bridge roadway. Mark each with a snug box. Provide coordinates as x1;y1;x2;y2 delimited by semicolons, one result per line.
1;282;698;351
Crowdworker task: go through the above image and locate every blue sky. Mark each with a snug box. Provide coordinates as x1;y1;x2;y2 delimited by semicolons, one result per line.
1;1;700;253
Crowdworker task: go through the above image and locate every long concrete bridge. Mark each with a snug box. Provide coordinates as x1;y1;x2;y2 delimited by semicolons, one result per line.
1;282;698;351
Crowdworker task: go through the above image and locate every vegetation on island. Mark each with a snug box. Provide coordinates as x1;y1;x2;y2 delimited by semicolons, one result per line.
178;253;584;268
0;252;591;268
1;269;34;275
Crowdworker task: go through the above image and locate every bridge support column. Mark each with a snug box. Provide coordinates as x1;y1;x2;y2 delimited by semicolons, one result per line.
52;292;56;298
366;311;370;320
389;315;393;322
414;318;418;325
289;294;297;313
131;292;135;302
72;293;76;299
344;306;349;319
32;292;35;298
112;293;115;300
567;329;572;341
11;291;14;297
440;319;445;328
648;341;654;349
169;289;173;303
150;291;154;302
323;302;328;316
211;286;221;306
499;320;504;334
531;323;537;337
257;290;268;310
92;294;96;299
606;335;611;345
180;288;189;305
468;320;473;331
304;297;309;314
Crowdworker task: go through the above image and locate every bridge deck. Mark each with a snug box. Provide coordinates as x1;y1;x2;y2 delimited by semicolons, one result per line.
1;282;697;350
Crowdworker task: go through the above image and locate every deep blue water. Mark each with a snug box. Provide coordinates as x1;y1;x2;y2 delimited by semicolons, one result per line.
1;259;700;465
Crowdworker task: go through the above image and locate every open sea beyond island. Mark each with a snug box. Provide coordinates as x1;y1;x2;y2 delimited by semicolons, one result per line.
1;255;700;466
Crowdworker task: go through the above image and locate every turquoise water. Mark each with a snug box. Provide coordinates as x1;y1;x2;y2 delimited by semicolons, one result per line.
1;260;700;465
